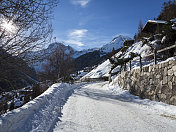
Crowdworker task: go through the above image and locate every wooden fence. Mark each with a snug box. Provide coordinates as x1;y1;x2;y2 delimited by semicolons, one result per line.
126;44;176;72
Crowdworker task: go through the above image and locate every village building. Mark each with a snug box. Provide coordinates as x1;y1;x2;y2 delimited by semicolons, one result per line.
142;20;167;34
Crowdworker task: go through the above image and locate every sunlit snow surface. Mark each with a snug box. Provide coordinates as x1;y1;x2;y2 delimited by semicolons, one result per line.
53;82;176;132
1;82;176;132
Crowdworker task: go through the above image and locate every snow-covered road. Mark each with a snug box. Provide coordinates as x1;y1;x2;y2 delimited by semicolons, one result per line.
53;82;176;132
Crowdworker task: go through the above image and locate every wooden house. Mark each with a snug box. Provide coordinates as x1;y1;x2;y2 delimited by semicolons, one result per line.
142;20;167;34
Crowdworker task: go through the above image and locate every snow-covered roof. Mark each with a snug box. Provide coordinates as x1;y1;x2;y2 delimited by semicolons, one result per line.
147;20;167;24
142;20;167;33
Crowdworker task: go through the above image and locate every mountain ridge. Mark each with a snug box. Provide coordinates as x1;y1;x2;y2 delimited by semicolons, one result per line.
25;35;131;72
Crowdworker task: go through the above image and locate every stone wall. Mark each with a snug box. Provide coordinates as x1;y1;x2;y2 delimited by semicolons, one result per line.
117;60;176;105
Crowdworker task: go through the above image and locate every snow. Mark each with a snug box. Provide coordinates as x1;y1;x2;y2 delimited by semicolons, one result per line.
25;35;131;72
1;81;176;131
79;71;88;77
172;25;176;30
0;83;78;132
123;41;151;58
100;35;132;53
53;82;176;132
148;20;167;24
83;41;152;79
82;59;112;79
109;79;176;116
170;18;176;23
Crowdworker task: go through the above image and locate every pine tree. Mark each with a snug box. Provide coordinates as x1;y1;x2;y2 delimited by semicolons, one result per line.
136;19;143;40
138;19;143;34
134;34;137;42
158;0;176;21
112;47;115;56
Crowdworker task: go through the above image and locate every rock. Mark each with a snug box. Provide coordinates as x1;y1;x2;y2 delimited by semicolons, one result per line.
150;79;153;85
154;94;159;102
149;66;152;72
160;94;166;100
164;67;167;76
168;76;172;82
172;85;176;95
172;65;176;72
170;96;176;105
159;64;162;69
168;69;173;76
174;72;176;76
163;76;168;84
156;75;161;79
168;81;172;90
169;60;173;65
161;85;170;94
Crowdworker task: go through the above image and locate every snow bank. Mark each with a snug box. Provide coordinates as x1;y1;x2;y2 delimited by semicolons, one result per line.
0;83;76;132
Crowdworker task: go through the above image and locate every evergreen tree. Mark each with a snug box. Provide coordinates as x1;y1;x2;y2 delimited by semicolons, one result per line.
157;0;176;21
136;19;143;40
134;34;137;42
138;19;143;34
112;47;115;56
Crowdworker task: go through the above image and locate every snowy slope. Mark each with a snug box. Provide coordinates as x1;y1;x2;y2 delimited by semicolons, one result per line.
100;35;132;53
83;41;152;79
0;83;77;132
82;59;112;79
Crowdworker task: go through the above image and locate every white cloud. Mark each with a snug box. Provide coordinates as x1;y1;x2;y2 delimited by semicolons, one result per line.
69;29;88;39
70;0;90;7
67;29;88;47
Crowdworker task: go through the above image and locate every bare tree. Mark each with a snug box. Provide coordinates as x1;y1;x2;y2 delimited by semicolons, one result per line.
0;0;58;91
0;0;58;57
40;46;74;82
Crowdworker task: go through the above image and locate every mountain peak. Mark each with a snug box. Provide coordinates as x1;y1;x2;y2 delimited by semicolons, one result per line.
100;35;132;53
47;42;65;49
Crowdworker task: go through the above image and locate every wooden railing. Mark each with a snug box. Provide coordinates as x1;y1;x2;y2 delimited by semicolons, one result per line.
126;44;176;71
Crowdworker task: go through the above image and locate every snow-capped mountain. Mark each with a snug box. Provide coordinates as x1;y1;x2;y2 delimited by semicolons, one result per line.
26;42;74;60
100;35;132;53
25;43;98;71
25;35;131;72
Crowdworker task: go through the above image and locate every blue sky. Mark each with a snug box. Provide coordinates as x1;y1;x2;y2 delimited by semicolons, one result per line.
52;0;168;50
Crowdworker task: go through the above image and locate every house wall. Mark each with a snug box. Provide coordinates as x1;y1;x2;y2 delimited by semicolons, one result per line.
116;60;176;105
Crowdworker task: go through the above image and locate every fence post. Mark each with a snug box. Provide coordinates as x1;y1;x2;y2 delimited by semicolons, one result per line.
124;62;126;71
130;60;132;71
154;49;157;65
139;55;142;71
